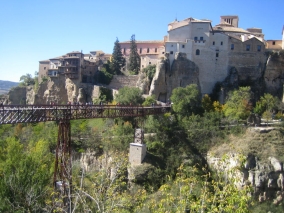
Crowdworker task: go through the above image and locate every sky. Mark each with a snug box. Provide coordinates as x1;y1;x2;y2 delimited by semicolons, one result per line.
0;0;283;82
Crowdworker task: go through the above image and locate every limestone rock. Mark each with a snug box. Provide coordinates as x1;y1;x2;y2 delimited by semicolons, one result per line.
269;157;283;172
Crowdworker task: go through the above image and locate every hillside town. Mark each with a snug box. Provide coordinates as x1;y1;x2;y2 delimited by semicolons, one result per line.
3;15;284;105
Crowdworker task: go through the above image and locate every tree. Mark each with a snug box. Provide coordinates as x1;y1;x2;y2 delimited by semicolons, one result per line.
115;86;143;105
19;73;35;86
201;94;214;112
110;38;125;75
223;86;252;120
254;93;279;115
128;34;140;74
143;64;156;81
170;84;201;117
142;95;156;106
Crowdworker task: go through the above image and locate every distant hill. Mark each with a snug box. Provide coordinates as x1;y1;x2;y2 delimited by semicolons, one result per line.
0;80;19;95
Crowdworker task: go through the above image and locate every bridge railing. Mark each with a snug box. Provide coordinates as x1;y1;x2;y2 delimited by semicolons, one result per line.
0;104;171;124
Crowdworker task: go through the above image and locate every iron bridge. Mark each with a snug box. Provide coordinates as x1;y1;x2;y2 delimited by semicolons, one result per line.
0;104;171;124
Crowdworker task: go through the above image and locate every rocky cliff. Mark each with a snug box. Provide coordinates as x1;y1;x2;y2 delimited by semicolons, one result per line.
149;52;199;102
149;50;284;103
207;127;284;205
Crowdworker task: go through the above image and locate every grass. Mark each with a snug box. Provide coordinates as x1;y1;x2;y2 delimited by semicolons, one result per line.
209;127;284;162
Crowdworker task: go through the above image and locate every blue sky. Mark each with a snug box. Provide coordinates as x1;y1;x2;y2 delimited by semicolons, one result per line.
0;0;283;82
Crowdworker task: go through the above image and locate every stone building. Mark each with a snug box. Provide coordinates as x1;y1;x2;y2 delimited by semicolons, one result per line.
163;15;266;95
119;40;165;71
38;51;109;84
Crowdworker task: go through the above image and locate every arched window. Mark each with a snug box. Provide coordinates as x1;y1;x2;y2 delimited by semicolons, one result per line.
196;49;200;55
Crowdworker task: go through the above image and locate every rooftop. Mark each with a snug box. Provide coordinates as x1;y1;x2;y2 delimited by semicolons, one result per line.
120;40;164;44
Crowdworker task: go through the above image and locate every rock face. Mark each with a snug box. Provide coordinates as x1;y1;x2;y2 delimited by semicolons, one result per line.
149;52;199;102
207;152;284;203
264;51;284;100
4;86;26;104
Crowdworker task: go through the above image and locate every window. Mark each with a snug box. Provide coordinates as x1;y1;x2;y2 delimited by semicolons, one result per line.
257;45;261;52
221;41;223;45
123;48;126;54
213;41;215;45
140;48;142;53
182;45;185;48
216;53;219;57
231;44;234;50
200;37;203;41
194;37;198;41
196;49;200;55
149;62;151;64
44;67;46;70
147;48;149;53
155;48;157;52
170;51;173;54
246;45;250;51
272;41;276;45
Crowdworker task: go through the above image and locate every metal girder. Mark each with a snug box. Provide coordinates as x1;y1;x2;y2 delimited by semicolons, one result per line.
53;120;72;211
0;104;171;124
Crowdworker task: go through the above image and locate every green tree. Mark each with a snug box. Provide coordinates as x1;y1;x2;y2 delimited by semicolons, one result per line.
128;34;140;74
254;93;279;115
170;84;201;117
0;138;53;212
115;86;143;105
143;64;156;81
110;38;125;75
223;86;252;120
19;73;35;86
142;95;156;106
202;94;214;112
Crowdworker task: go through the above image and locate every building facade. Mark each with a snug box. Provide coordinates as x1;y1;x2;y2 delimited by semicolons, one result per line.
119;40;165;71
38;51;110;84
164;15;266;95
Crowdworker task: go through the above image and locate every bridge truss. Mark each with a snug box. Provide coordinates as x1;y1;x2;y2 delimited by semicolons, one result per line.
0;104;171;211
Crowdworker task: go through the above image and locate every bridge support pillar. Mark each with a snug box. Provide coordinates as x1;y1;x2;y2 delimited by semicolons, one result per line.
129;128;146;165
53;120;72;212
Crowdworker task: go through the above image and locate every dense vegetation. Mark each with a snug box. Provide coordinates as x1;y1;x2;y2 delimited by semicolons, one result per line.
1;85;284;212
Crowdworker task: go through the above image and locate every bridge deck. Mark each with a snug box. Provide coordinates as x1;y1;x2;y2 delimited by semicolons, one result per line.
0;104;171;124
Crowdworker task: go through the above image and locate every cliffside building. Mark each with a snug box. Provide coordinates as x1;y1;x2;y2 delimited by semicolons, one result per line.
38;51;109;84
164;15;266;95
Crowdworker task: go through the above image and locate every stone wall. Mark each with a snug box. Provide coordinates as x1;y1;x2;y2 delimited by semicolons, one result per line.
108;75;139;90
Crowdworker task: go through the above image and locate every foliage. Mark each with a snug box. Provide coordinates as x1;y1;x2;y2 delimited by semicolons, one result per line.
213;100;223;112
115;86;144;105
254;93;279;115
181;111;226;152
111;38;126;74
72;154;146;212
170;84;202;117
19;73;35;86
0;137;53;212
93;87;113;104
142;95;156;106
142;64;156;81
202;94;214;112
98;64;113;85
138;163;253;213
128;34;140;74
223;86;253;120
102;120;134;151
